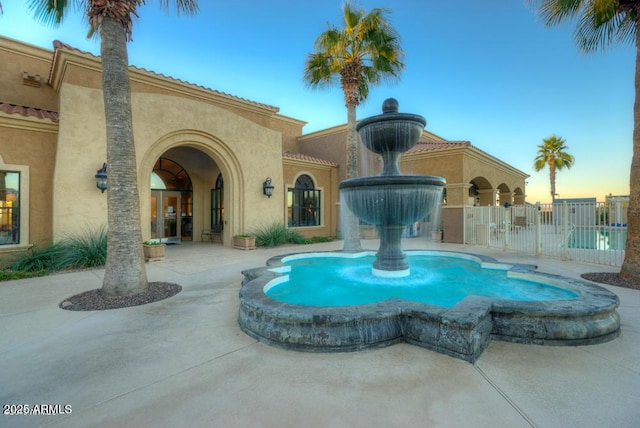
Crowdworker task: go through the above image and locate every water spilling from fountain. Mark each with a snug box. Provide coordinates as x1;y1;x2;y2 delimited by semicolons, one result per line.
340;98;445;276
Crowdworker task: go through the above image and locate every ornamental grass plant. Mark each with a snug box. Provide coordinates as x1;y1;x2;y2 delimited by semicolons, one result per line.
252;222;305;247
7;226;107;274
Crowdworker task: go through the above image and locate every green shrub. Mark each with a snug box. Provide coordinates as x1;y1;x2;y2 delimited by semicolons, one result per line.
57;226;107;269
8;226;107;272
9;242;66;272
252;222;305;247
287;230;307;245
0;269;48;281
304;236;333;244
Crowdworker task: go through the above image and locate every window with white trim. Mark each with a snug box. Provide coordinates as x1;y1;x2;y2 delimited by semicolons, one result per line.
0;171;19;245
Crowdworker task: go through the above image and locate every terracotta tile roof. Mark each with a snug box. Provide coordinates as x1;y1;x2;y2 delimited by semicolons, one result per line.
406;139;471;154
0;102;59;122
53;40;94;56
52;40;279;113
282;151;338;166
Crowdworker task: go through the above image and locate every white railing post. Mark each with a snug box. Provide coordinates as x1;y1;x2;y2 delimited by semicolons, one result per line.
562;201;570;260
535;203;542;256
504;206;510;251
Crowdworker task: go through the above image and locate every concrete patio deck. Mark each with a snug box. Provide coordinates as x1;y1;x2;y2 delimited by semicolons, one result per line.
0;240;638;427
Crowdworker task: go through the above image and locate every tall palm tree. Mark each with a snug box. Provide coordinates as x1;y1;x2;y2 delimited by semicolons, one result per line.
29;0;198;296
533;134;575;203
304;1;404;251
528;0;640;283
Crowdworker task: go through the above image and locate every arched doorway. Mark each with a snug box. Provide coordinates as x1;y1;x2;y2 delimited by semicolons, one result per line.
139;131;246;246
150;157;193;243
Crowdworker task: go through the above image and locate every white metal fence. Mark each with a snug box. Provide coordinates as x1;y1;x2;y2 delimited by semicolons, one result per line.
463;199;628;267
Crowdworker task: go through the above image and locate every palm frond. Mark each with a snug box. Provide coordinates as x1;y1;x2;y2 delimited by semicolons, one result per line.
529;0;637;52
304;52;338;88
343;1;363;30
533;0;584;26
156;0;199;15
27;0;78;26
575;3;635;51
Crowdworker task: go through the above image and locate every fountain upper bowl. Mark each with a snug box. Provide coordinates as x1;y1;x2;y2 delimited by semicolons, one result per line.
356;114;426;156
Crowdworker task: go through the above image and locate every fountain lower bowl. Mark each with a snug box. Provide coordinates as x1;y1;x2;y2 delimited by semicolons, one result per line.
238;250;621;363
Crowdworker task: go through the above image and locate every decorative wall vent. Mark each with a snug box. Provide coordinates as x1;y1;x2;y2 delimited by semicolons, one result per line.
22;72;41;87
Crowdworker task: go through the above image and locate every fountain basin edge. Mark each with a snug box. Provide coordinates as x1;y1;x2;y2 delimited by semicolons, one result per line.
238;251;621;363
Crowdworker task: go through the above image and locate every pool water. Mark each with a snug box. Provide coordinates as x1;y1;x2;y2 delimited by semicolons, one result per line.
265;253;578;308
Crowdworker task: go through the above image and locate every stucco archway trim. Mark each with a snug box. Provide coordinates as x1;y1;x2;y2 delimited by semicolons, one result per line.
138;130;245;245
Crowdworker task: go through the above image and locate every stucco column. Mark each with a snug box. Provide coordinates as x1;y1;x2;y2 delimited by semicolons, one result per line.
498;191;513;206
477;189;496;206
443;183;470;206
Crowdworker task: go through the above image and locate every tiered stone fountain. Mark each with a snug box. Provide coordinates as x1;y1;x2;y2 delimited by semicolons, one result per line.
340;98;445;276
237;99;621;362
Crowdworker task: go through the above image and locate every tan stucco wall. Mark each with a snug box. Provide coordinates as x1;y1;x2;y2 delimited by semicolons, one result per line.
299;126;350;181
52;83;284;244
442;207;464;243
0;37;58;111
270;115;306;154
402;148;527;208
282;160;339;238
0;116;57;248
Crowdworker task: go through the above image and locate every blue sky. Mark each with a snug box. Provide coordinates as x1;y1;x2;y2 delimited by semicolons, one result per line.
0;0;634;203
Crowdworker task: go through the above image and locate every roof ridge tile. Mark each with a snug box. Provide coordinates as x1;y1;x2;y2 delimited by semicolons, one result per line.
282;151;337;166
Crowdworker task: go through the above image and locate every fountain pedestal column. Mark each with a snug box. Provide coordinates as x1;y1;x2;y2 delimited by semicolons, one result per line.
374;225;409;276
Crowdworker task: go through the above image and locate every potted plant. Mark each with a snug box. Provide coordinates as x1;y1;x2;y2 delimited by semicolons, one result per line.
233;234;256;250
143;240;166;261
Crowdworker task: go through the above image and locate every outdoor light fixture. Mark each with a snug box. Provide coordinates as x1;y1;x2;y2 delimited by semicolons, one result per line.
95;163;107;193
263;177;274;198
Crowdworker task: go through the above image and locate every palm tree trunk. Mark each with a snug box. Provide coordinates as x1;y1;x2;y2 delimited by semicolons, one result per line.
549;165;556;203
620;22;640;283
342;103;362;252
346;104;358;179
100;16;148;296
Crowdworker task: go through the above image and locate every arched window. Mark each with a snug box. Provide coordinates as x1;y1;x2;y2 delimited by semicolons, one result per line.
151;157;192;191
211;173;224;228
288;174;321;227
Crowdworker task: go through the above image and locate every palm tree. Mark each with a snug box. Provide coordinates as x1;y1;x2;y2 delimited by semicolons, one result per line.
29;0;198;296
528;0;640;283
533;134;575;203
304;1;404;251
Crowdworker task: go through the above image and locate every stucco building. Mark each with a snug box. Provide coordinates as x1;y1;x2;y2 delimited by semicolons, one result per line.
0;36;528;258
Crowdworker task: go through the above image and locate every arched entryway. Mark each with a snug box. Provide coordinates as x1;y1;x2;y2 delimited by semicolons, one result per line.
139;130;244;246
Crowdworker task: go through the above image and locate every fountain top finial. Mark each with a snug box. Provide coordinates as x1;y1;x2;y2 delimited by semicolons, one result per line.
382;98;399;114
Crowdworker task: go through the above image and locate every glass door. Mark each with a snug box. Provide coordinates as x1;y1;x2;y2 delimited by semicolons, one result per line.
150;190;182;243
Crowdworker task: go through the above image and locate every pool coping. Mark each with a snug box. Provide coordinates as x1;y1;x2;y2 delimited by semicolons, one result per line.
238;250;621;363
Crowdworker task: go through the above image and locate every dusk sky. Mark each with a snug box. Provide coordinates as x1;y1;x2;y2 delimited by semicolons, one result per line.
0;0;634;203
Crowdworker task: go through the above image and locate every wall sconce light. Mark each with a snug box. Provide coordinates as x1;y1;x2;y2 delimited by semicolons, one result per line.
95;163;107;193
263;177;274;198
